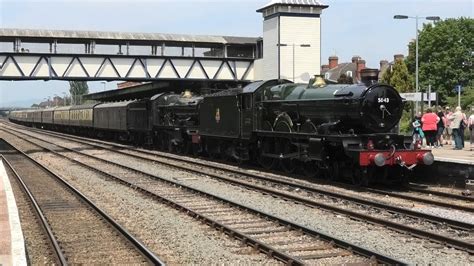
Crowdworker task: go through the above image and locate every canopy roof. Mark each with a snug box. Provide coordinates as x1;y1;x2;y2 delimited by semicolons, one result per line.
0;28;259;45
257;0;328;12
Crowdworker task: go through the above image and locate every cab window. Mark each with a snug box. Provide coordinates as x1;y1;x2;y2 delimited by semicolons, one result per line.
241;94;252;110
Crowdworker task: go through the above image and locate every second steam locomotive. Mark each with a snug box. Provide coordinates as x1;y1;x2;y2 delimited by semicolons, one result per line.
9;70;434;185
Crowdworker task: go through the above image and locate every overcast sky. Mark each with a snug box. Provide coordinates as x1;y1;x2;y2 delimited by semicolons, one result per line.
0;0;472;107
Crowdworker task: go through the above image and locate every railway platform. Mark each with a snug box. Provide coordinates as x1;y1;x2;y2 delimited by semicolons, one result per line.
431;142;473;165
0;159;26;266
413;141;473;186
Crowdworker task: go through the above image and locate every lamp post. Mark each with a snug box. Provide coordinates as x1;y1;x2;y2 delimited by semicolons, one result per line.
276;43;311;82
394;15;440;113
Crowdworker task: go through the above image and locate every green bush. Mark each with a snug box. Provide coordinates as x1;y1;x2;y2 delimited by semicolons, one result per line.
399;109;413;135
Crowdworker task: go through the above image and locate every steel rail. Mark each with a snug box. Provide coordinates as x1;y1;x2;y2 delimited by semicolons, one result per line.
7;122;471;207
1;127;405;265
88;143;474;229
407;186;474;202
1;154;68;266
9;125;472;229
14;123;473;211
3;125;474;254
0;139;165;265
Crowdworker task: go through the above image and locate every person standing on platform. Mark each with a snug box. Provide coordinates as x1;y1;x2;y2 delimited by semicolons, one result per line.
412;120;424;147
436;108;446;147
412;112;423;146
421;108;440;149
469;111;474;151
450;106;465;150
444;107;453;145
459;110;467;149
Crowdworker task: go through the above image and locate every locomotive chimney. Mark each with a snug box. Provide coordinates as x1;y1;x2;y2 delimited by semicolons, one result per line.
360;68;379;85
328;56;338;69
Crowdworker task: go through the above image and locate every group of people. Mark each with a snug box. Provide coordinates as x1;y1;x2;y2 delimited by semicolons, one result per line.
412;106;474;150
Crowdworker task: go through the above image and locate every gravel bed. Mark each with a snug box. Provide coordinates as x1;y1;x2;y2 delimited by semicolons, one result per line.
12;125;473;210
412;206;474;225
83;136;474;215
145;158;474;227
0;131;279;265
421;185;471;196
3;150;148;264
3;127;474;264
75;149;473;264
155;176;474;264
51;138;473;242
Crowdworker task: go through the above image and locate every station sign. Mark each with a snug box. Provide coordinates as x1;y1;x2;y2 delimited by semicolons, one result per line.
400;92;437;102
454;85;463;93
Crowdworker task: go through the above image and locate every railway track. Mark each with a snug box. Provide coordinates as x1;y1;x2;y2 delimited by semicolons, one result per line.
406;185;473;202
7;122;472;211
0;139;164;265
0;125;403;264
2;124;474;254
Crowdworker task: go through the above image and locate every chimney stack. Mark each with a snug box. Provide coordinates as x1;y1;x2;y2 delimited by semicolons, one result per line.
379;60;389;70
321;64;330;72
351;55;361;63
356;59;366;81
394;54;404;62
328;56;338;69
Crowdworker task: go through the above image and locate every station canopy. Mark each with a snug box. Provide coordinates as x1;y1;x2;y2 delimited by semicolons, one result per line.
0;28;258;46
84;79;250;102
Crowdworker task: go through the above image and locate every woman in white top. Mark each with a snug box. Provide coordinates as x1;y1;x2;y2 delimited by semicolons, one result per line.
449;106;466;150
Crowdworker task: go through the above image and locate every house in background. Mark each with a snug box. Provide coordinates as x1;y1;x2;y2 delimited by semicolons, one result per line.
321;54;405;84
320;56;366;84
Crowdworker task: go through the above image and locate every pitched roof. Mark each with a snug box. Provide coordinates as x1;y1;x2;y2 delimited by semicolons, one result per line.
322;63;357;83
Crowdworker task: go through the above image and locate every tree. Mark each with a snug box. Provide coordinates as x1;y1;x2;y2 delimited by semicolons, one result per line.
447;86;474;110
69;81;89;105
381;59;413;93
405;17;473;106
337;73;353;84
381;59;415;134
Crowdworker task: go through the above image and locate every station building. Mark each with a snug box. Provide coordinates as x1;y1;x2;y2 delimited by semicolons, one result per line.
256;0;327;82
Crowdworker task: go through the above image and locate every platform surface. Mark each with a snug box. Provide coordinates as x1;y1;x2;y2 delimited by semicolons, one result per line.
0;160;26;266
431;141;474;165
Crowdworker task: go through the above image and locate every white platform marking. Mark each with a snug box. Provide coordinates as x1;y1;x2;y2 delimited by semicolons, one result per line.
0;159;27;266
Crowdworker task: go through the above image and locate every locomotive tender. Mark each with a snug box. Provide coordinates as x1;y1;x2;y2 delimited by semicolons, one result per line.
9;70;434;185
